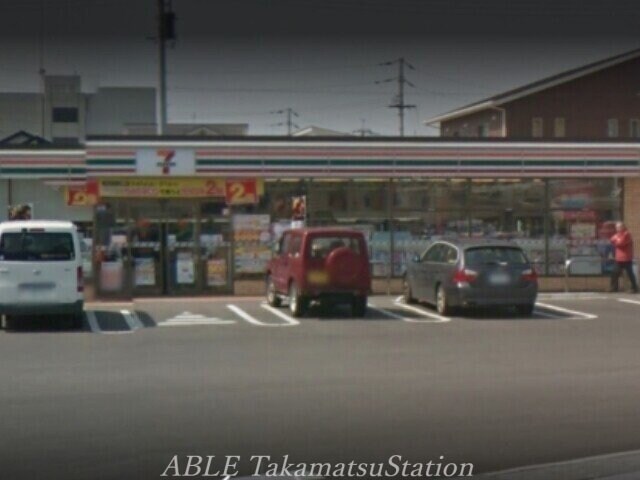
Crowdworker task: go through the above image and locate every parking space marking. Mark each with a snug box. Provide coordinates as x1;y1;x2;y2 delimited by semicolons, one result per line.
535;301;598;320
227;304;295;327
259;304;301;326
161;311;236;327
86;310;101;333
618;298;640;306
367;303;412;322
392;300;452;323
121;309;144;331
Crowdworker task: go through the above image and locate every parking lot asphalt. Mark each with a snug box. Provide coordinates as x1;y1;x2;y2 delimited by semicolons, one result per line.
2;293;640;479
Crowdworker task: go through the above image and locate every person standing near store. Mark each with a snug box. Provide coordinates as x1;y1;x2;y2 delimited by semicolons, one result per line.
610;222;638;293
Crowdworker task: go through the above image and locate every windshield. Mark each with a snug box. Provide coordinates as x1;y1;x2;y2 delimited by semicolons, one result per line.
464;246;528;266
0;232;76;261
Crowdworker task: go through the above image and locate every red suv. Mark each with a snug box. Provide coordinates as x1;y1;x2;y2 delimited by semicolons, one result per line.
266;228;372;317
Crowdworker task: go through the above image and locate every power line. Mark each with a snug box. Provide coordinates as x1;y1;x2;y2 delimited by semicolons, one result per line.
377;57;416;136
270;108;299;136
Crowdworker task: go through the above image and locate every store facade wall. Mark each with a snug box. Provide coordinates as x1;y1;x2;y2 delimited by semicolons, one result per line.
80;139;640;296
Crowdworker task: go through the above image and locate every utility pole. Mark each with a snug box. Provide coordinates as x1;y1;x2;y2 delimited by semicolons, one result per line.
270;108;299;136
353;119;377;137
156;0;176;135
39;0;46;138
377;57;416;136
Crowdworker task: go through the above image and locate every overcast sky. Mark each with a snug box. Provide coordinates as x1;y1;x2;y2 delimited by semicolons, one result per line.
0;0;639;135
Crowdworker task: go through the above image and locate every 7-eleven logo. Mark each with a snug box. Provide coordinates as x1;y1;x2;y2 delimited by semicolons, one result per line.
156;150;176;175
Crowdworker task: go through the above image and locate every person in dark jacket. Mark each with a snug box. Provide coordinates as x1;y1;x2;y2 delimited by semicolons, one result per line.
610;222;638;293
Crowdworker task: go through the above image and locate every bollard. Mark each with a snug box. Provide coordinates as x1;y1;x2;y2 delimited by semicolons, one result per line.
564;258;573;293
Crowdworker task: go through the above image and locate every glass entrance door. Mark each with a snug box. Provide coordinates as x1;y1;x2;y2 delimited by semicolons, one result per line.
96;199;234;297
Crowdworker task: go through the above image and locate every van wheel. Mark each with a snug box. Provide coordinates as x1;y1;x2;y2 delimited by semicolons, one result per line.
289;282;307;317
72;312;85;330
266;275;281;307
352;296;367;317
436;285;452;316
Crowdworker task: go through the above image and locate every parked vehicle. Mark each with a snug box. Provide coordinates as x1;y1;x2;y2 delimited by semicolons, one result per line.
0;220;84;327
404;239;538;315
266;228;372;317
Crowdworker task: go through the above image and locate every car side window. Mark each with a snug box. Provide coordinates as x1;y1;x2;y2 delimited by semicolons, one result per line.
422;244;444;263
444;246;458;264
288;234;302;257
278;234;290;257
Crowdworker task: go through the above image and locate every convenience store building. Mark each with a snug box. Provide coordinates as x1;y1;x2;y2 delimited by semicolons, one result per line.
1;136;639;297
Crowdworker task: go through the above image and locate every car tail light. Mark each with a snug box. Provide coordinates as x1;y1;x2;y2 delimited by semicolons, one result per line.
452;268;478;283
77;266;84;292
521;268;538;283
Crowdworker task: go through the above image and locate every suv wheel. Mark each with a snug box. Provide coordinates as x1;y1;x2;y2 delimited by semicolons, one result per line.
403;276;416;304
266;275;281;307
289;282;307;317
352;296;367;317
436;285;452;316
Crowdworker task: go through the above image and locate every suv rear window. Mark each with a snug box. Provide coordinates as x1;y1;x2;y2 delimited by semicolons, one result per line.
465;246;528;266
0;232;75;261
308;236;361;259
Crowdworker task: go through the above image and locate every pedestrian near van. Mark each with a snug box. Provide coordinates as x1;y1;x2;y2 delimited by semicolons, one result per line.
610;222;639;293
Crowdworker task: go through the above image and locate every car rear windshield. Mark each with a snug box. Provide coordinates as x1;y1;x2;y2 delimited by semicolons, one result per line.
308;236;361;259
464;246;528;266
0;232;75;261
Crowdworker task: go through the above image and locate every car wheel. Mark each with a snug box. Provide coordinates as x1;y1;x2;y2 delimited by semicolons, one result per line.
516;304;535;316
72;312;85;330
266;275;281;307
352;296;367;317
289;282;307;317
403;276;416;304
436;285;452;316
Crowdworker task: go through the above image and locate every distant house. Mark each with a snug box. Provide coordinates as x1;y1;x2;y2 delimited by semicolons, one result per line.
425;48;640;139
0;130;51;147
123;123;249;136
292;125;352;137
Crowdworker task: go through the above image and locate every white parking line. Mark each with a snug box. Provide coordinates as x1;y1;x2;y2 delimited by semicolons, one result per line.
535;301;598;320
368;303;413;322
121;309;143;331
618;298;640;306
160;311;236;327
86;310;101;333
260;304;301;326
227;304;297;327
392;300;451;323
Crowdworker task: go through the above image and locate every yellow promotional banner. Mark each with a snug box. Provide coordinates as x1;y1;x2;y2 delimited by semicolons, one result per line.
98;178;226;198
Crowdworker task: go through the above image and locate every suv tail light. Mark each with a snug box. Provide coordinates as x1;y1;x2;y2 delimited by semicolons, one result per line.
452;268;478;284
77;266;84;292
521;268;538;283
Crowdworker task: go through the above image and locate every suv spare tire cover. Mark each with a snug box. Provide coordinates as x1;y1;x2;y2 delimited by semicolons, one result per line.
325;246;360;287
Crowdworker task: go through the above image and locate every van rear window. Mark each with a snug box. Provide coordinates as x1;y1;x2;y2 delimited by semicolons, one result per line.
0;232;75;261
308;236;361;259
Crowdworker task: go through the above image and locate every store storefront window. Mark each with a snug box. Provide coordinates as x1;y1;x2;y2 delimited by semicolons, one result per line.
470;179;546;274
394;179;469;276
308;179;391;277
94;201;130;297
548;178;622;275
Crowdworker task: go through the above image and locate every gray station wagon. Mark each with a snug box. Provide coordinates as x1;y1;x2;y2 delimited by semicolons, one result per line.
404;239;538;315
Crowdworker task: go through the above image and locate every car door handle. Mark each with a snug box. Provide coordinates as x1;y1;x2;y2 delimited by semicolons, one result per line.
0;268;9;273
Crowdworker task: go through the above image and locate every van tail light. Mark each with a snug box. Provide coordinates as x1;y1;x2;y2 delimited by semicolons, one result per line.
521;268;538;283
452;268;478;284
77;266;84;292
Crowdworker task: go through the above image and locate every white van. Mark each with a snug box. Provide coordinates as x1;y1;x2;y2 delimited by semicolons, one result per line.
0;220;84;326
